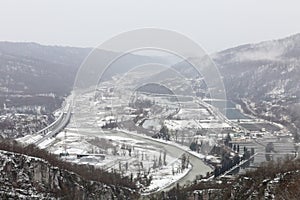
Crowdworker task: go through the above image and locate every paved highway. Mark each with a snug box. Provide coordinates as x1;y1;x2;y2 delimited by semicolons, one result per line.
34;103;72;146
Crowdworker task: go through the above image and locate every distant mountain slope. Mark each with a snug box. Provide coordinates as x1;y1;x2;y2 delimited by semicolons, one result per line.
0;42;90;112
213;33;300;138
0;42;165;113
213;33;300;100
0;42;91;95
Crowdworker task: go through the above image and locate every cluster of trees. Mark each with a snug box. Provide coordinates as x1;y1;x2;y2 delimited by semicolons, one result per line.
211;134;255;177
181;153;190;171
153;151;167;169
0;114;51;138
152;126;170;140
265;142;275;161
224;133;232;147
214;153;240;177
120;143;133;157
223;133;254;161
116;150;170;189
101;119;118;129
2;95;64;115
134;171;153;188
190;141;201;152
132;108;149;125
232;143;240;152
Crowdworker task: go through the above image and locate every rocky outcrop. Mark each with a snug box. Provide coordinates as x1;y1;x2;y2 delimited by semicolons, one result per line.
0;150;138;199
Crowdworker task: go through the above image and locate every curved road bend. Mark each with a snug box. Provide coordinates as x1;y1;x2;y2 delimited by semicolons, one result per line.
81;129;212;192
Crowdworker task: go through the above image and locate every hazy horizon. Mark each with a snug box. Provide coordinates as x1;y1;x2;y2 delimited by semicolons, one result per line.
1;0;300;53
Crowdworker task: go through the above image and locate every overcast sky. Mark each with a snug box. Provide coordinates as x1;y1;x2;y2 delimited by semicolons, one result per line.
1;0;300;53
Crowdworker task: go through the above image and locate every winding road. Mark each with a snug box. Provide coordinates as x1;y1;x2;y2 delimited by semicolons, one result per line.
105;129;211;192
74;125;212;193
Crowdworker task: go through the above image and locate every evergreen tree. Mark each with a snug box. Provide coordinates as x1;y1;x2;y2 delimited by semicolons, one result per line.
158;153;162;167
181;154;187;170
163;151;167;166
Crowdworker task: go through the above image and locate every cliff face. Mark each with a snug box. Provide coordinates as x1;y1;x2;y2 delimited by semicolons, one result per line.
0;150;137;199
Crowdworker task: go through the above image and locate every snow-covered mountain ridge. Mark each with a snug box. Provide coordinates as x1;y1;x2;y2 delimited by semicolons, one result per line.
212;33;300;139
